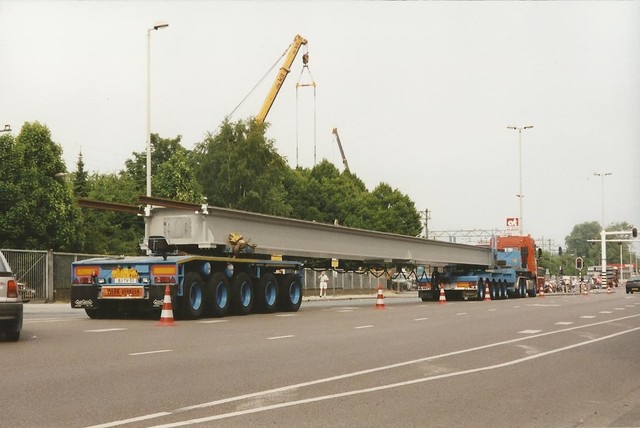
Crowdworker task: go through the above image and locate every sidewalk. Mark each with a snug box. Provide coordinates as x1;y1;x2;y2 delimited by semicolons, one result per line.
304;289;417;302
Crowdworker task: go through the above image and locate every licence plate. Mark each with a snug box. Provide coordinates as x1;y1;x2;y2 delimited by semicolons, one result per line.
101;287;144;298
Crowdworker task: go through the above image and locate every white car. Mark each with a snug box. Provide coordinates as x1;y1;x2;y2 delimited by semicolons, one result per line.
0;251;23;341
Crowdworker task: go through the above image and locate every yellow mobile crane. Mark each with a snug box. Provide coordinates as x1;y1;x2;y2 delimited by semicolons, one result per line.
255;34;308;124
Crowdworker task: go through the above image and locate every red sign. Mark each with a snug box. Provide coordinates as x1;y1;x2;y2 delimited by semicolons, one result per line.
506;217;519;231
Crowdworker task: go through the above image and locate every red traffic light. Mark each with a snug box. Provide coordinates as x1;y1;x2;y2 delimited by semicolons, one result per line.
633;227;638;238
575;257;583;270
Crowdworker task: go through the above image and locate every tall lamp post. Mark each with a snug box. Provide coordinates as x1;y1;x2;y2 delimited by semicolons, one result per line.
146;22;169;197
594;171;612;283
507;125;534;235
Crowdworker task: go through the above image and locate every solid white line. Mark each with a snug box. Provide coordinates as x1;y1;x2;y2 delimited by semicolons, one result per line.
267;335;294;340
87;412;172;428
150;325;640;427
84;328;127;333
129;350;173;356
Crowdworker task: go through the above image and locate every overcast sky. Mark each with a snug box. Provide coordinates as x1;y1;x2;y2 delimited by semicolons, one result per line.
1;1;638;251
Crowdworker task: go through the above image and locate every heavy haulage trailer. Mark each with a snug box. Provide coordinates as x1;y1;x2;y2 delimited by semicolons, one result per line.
417;235;542;301
71;196;492;319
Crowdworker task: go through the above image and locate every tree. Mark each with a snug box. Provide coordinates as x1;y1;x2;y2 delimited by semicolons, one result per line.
0;122;82;250
365;183;422;236
193;119;292;215
73;152;89;198
565;221;636;269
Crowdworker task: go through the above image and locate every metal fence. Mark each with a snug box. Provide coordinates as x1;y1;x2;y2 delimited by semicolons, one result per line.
0;248;389;302
1;249;102;302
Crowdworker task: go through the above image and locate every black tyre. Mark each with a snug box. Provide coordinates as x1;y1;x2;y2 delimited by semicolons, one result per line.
279;274;302;312
232;272;254;315
255;273;278;313
181;271;205;319
477;279;485;301
207;272;231;317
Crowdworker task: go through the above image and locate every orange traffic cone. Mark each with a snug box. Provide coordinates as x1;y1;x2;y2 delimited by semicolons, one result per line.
375;286;385;309
607;286;612;295
438;287;447;304
583;287;589;296
484;284;491;302
538;285;544;298
157;285;176;326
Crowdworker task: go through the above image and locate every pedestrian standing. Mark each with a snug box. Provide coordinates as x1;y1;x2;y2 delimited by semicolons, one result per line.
318;271;329;297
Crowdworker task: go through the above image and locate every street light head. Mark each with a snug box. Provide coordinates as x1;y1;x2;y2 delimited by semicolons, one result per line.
152;22;169;30
524;125;534;129
507;126;517;130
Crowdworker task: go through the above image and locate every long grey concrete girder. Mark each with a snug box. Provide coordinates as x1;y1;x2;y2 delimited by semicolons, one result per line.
144;202;492;267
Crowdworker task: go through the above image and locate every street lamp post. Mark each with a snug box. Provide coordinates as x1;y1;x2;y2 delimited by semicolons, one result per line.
507;125;534;235
146;22;169;197
594;171;612;284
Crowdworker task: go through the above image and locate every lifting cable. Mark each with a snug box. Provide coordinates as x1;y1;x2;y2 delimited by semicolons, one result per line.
295;47;317;168
227;49;287;120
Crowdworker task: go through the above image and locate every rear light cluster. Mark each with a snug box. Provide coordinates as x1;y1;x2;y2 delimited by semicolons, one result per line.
152;265;177;285
7;279;18;298
73;266;99;285
154;276;176;284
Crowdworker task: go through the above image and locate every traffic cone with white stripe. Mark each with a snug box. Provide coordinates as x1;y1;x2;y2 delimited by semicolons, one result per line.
375;285;385;309
157;285;176;326
607;286;612;295
484;283;491;302
438;287;447;304
538;284;544;297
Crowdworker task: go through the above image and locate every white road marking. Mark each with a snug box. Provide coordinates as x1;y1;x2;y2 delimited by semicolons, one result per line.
488;308;497;312
275;314;297;317
414;317;428;321
129;350;172;356
555;322;573;325
355;325;373;329
580;316;596;319
337;309;354;313
95;313;640;428
196;320;228;324
614;308;625;311
518;330;542;334
24;317;86;323
599;311;612;314
456;313;467;316
84;328;126;333
267;335;294;340
149;324;640;428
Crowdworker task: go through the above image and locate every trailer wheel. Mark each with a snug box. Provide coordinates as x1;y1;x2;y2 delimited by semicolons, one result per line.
279;274;302;312
181;271;205;319
232;272;254;315
518;278;526;298
476;280;485;301
207;272;230;317
255;273;278;313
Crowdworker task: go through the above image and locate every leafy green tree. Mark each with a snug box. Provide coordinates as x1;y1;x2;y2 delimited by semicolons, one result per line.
153;150;203;201
80;172;142;255
73;152;89;198
365;183;422;236
0;122;82;250
565;221;636;269
193;119;292;215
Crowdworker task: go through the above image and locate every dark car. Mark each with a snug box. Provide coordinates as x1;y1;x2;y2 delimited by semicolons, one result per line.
0;250;23;341
626;276;640;294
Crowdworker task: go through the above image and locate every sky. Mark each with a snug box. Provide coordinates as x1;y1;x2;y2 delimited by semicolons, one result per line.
1;1;638;253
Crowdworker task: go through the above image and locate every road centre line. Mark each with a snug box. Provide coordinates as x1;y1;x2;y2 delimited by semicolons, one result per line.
91;313;640;428
129;350;173;356
148;324;640;427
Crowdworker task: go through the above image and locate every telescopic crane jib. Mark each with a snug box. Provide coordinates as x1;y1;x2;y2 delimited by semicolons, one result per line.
256;34;308;124
331;128;350;172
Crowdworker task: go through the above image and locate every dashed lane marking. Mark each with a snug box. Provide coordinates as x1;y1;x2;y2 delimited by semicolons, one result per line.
580;316;596;319
518;330;542;334
84;328;127;333
355;325;373;329
555;322;573;325
267;335;294;340
130;350;172;356
196;320;228;324
414;318;428;321
599;311;612;314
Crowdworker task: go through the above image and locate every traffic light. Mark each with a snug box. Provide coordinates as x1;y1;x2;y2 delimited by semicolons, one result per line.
633;227;638;238
575;257;583;270
558;247;563;256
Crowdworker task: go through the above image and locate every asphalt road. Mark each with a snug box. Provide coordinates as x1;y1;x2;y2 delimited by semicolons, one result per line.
2;291;640;428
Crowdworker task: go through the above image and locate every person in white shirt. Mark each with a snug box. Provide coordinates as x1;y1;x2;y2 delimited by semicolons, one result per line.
318;271;329;297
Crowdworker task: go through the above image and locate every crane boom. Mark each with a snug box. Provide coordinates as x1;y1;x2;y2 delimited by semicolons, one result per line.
332;128;350;172
255;34;308;124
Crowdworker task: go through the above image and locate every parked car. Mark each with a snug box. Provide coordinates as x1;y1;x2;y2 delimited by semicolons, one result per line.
0;250;23;341
626;276;640;294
